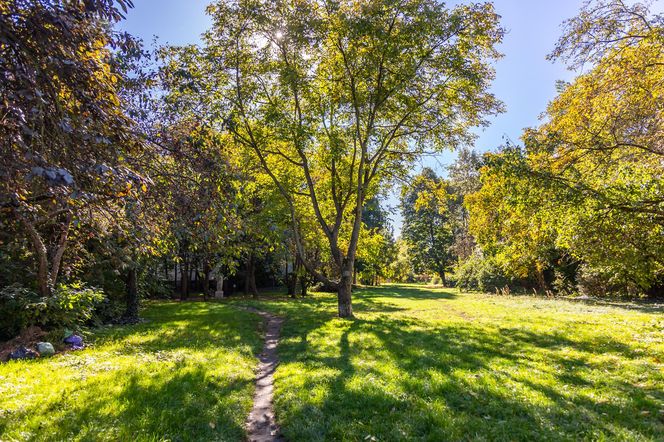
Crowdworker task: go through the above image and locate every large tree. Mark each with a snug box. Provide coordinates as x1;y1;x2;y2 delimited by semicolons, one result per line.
530;0;664;291
447;147;483;261
200;0;503;316
400;168;455;285
0;0;145;296
467;0;664;295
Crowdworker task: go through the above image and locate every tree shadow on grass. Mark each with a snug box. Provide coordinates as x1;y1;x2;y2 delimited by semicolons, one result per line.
274;312;664;441
570;297;664;314
0;364;253;441
0;302;263;442
356;284;458;301
90;302;264;356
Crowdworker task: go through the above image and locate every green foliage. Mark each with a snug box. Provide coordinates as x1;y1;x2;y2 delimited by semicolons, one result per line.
0;285;38;340
0;283;105;340
401;168;456;283
465;1;664;296
355;199;396;285
455;252;509;292
198;0;504;314
575;264;643;298
429;275;443;285
0;0;146;297
385;239;414;283
447;148;483;262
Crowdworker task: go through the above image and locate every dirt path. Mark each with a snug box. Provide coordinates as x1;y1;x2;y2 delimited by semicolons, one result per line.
244;307;285;442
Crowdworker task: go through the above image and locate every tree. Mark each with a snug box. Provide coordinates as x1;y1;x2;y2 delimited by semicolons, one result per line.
529;0;664;291
465;0;664;295
0;0;145;296
355;198;395;285
201;0;503;316
447;148;483;261
465;147;558;290
400;168;455;285
387;238;415;283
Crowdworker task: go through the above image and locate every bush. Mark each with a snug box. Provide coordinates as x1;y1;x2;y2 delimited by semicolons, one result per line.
140;276;172;299
0;283;105;340
456;253;509;292
576;264;640;297
91;297;125;325
552;269;575;296
0;285;39;341
429;275;442;285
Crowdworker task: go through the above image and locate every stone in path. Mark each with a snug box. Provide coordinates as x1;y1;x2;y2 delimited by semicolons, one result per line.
245;307;285;442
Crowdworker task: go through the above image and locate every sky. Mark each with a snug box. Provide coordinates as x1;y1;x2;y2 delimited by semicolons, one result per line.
116;0;629;233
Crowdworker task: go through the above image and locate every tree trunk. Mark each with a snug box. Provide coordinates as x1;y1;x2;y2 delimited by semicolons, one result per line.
190;259;196;290
50;213;72;284
337;260;354;318
287;254;298;297
16;213;51;296
173;261;178;299
287;272;297;297
202;259;210;301
180;256;189;301
535;267;547;292
440;271;447;287
245;254;258;297
125;266;139;320
36;244;50;297
299;272;308;297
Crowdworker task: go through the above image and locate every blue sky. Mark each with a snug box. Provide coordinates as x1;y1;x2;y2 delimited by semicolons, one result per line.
116;0;644;232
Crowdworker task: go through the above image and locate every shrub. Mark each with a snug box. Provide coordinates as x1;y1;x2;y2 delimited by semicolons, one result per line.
552;269;575;296
456;253;509;292
140;276;172;299
429;275;442;285
575;264;641;297
0;285;39;341
0;283;105;340
91;298;126;325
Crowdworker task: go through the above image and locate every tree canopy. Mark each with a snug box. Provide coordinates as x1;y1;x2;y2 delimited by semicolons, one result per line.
1;0;662;343
196;0;504;316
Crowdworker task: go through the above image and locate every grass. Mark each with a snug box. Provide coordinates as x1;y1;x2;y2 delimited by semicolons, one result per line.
0;302;263;441
232;285;664;441
1;286;662;441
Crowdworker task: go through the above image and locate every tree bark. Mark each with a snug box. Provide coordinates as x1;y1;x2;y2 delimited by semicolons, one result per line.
299;272;308;297
440;271;447;287
16;212;51;296
125;266;139;320
180;254;189;301
173;261;178;299
50;213;72;284
245;254;258;297
535;267;547;292
287;254;298;297
202;259;210;301
287;272;297;297
337;260;354;318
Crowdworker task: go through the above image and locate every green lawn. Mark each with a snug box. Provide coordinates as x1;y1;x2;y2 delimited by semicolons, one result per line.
1;286;663;441
234;285;664;441
0;302;263;441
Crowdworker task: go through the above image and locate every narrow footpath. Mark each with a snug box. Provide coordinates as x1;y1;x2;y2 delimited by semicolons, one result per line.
245;307;285;442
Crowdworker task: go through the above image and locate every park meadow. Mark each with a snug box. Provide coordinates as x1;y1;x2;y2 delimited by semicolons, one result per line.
1;0;662;440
